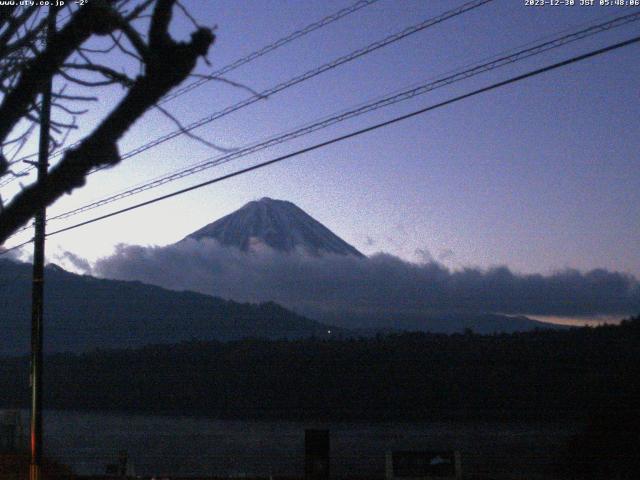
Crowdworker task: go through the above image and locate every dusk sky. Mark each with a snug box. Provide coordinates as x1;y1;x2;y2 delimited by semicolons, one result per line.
3;1;640;289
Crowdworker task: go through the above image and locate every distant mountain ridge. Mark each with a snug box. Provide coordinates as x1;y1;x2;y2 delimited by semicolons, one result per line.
0;258;563;356
345;311;566;335
185;197;364;257
0;259;342;356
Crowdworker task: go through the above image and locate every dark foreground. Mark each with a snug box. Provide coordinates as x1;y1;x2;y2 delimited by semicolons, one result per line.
2;317;639;479
0;409;635;480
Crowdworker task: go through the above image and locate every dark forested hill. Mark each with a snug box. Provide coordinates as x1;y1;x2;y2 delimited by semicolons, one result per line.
1;316;638;422
0;259;341;355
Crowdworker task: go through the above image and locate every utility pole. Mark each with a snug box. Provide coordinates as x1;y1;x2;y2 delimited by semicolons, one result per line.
30;7;56;480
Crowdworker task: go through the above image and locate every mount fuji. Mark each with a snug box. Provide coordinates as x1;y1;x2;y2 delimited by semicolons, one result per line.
177;198;562;334
185;197;364;257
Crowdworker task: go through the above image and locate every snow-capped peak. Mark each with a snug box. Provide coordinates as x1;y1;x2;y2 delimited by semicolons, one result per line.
186;197;364;257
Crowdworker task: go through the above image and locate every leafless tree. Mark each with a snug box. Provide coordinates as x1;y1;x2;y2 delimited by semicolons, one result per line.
0;0;215;244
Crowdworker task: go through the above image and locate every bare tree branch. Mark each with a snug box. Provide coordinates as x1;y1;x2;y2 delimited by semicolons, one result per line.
63;62;135;86
153;102;235;153
0;1;121;143
0;0;215;243
189;73;267;98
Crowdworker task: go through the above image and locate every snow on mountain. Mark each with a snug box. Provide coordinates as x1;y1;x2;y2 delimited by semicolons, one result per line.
185;197;364;257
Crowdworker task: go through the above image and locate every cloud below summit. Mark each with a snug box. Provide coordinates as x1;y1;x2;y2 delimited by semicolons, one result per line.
92;238;640;326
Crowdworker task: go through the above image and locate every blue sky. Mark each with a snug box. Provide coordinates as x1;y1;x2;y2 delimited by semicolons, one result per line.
4;0;640;281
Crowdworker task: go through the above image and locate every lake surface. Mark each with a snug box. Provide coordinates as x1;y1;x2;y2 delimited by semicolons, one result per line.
9;409;580;478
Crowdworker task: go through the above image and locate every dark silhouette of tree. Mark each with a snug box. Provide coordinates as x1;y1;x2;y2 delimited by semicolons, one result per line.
0;0;215;244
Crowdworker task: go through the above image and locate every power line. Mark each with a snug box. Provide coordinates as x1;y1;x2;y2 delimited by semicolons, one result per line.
0;237;33;255
5;33;632;250
95;8;640;188
0;0;494;187
1;0;380;179
20;10;639;230
106;0;494;163
159;0;381;105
